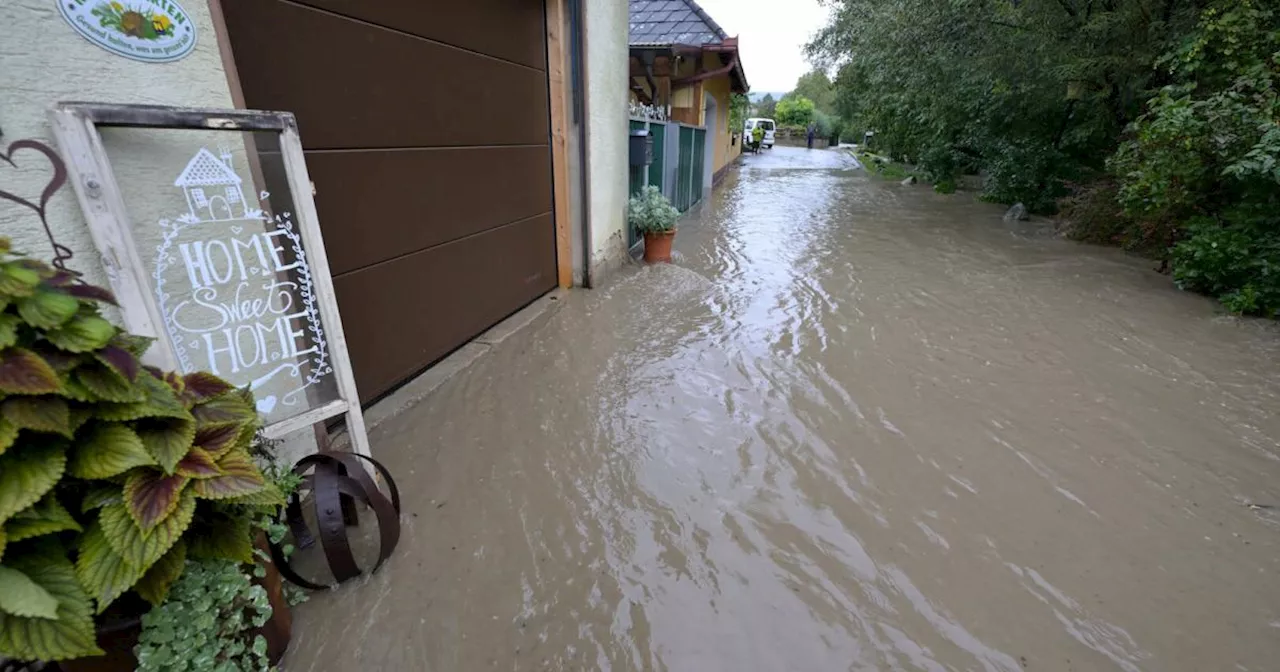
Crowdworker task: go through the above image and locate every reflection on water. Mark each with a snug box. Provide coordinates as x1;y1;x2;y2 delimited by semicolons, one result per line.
286;147;1280;672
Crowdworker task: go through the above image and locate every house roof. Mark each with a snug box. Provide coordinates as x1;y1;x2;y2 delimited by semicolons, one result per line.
629;0;728;47
173;148;241;188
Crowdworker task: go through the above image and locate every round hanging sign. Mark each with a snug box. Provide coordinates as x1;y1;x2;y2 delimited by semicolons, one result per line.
58;0;197;63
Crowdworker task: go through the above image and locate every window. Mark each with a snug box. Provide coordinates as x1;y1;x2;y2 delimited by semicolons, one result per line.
190;188;208;207
762;121;775;131
225;186;239;202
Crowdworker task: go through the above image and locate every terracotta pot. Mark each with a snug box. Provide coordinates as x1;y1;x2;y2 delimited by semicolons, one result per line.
642;230;676;263
60;535;291;672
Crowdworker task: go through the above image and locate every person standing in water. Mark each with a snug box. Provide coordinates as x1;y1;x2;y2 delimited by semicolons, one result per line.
806;122;816;149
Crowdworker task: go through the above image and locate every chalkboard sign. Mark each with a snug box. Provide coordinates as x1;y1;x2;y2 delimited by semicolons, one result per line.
50;104;369;457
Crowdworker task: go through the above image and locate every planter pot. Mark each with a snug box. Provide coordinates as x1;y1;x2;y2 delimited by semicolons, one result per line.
642;230;676;264
60;535;292;672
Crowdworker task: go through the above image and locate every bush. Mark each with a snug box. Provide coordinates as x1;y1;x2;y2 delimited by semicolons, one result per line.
775;96;816;127
1172;216;1280;317
0;238;279;662
627;185;679;234
1057;180;1140;248
980;139;1068;213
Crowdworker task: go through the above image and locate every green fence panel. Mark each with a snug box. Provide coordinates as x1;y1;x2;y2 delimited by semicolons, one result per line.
648;123;665;191
677;126;694;211
692;128;706;202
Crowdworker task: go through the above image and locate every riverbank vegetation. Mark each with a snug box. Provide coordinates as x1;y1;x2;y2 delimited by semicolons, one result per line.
808;0;1280;317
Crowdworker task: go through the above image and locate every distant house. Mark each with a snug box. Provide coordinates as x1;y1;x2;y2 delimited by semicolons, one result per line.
629;0;749;194
173;147;249;222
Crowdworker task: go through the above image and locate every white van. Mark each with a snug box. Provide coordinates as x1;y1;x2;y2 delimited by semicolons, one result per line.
745;118;776;148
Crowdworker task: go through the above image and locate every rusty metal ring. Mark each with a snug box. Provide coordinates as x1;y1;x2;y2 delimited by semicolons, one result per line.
269;451;401;590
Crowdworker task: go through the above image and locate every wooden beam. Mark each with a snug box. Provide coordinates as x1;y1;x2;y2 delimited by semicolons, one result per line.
546;0;573;289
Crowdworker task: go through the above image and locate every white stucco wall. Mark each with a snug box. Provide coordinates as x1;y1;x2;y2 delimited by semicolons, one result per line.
586;0;630;280
0;1;320;465
0;0;234;290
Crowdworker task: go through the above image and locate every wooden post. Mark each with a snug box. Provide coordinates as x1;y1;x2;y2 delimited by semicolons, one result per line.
546;0;573;289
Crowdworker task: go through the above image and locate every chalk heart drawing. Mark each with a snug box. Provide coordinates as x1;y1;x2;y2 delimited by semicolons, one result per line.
153;147;333;420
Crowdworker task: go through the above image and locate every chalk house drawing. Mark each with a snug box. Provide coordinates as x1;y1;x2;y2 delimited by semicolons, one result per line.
173;147;249;222
154;146;332;419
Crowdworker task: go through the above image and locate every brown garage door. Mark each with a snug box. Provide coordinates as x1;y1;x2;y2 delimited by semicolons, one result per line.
220;0;557;402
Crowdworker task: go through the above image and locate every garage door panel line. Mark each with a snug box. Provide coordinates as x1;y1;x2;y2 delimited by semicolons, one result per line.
271;0;548;74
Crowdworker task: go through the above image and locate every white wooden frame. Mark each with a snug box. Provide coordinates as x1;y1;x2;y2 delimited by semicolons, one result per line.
49;102;370;458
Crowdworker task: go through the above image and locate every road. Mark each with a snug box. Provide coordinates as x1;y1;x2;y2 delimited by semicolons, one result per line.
286;146;1280;671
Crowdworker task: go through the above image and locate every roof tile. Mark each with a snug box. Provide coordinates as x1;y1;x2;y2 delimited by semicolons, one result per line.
629;0;728;46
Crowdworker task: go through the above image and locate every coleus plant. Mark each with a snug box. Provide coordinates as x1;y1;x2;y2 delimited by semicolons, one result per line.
0;239;283;662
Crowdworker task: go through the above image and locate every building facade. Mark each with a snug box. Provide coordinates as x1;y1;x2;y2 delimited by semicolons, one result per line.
1;0;628;424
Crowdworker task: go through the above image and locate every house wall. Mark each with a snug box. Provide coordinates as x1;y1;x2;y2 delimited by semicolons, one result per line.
0;0;235;296
702;64;738;175
586;0;630;282
0;0;318;466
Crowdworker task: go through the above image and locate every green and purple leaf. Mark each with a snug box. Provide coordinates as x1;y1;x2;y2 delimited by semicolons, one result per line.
175;447;220;479
1;396;70;437
181;372;234;406
0;417;16;456
94;345;139;382
123;469;188;532
68;423;154;480
74;522;144;613
0;314;19;350
191;392;254;428
16;290;79;331
0;565;60;620
64;283;117;306
44;315;114;354
4;492;82;542
0;442;66;526
98;491;194;572
79;485;123;514
0;347;60;395
133;540;186;607
74;362;144;403
0;263;41;298
185;514;253;564
136;417;196;474
191;449;265;500
0;551;102;661
193;422;241;458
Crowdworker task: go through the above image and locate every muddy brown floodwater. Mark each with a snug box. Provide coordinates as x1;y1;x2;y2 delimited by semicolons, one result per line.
285;147;1280;671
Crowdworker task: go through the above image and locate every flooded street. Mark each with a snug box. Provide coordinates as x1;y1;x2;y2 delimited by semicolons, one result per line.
286;146;1280;671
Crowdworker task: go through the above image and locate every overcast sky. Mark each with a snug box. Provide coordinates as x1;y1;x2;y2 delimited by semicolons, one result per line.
694;0;832;93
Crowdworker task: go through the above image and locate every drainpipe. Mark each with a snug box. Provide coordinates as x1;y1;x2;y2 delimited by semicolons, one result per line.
568;0;593;287
671;52;738;88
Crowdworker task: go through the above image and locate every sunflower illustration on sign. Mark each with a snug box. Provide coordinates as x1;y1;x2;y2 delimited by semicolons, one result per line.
91;1;173;39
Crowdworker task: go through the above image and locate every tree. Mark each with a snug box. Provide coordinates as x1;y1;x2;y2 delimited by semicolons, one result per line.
807;0;1280;315
808;0;1206;209
756;93;777;119
792;70;836;114
775;96;816;127
730;93;750;134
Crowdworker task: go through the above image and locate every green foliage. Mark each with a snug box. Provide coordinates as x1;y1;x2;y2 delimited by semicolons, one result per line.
775;96;816;127
1171;217;1280;317
627;185;680;234
756;93;777;119
729;93;750;137
1112;0;1280;314
810;0;1204;211
134;558;273;672
792;70;836;114
0;239;275;663
813;0;1280;315
857;151;911;180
